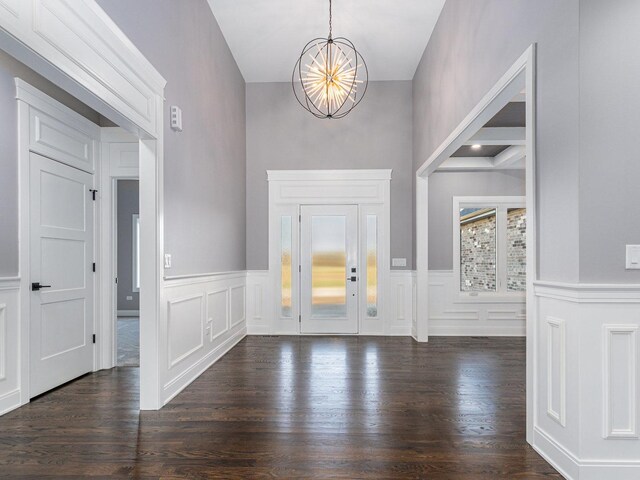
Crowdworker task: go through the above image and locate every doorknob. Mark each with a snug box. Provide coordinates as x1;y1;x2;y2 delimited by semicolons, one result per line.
31;282;51;291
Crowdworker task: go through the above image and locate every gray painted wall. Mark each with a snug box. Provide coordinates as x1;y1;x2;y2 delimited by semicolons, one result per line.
246;81;413;270
0;49;103;277
578;0;640;283
428;171;525;270
98;0;247;276
117;180;140;311
413;0;581;282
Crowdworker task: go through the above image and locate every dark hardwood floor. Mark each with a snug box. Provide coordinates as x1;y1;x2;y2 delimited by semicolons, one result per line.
0;336;561;479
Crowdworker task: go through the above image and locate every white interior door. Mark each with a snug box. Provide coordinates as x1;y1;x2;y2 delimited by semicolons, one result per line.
30;152;94;397
300;205;358;334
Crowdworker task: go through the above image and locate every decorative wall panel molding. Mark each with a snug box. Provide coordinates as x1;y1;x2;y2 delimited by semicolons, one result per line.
167;294;204;368
603;325;638;439
230;286;246;328
546;317;566;427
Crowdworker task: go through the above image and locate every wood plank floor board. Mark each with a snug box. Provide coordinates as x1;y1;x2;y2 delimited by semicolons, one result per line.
0;336;561;479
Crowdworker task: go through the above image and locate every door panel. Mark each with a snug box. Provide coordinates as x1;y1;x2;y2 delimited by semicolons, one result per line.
30;152;94;397
301;205;358;334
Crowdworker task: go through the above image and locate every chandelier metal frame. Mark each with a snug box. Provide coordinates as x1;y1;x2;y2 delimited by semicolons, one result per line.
292;0;369;119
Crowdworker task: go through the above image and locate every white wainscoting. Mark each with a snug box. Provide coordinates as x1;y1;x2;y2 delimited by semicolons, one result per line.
533;281;640;480
428;271;526;336
0;278;20;415
161;272;247;405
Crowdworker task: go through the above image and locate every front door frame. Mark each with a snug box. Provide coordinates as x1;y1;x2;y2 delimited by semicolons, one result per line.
415;45;537;443
299;204;359;335
267;169;391;336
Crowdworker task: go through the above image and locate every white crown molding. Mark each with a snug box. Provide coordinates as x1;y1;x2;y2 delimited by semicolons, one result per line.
534;281;640;303
267;169;392;182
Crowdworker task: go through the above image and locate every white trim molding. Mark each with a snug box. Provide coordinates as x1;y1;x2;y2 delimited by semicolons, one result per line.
2;1;167;411
267;169;392;182
533;281;640;480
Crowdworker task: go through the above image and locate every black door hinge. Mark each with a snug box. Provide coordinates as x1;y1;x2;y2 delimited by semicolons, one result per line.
92;262;96;272
92;334;96;344
115;277;118;284
89;189;98;201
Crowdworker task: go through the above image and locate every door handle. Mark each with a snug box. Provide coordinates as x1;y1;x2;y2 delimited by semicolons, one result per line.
31;282;51;291
348;276;357;282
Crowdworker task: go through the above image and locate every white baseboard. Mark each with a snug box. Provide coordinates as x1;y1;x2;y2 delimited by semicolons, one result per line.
117;310;139;317
0;389;21;416
533;427;580;480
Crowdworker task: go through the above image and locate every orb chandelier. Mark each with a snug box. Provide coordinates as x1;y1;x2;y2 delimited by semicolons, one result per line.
292;0;368;119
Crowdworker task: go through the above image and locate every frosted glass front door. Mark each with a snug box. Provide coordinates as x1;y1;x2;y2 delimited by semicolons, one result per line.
300;205;358;333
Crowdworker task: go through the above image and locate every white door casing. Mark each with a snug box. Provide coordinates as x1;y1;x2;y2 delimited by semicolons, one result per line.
300;205;358;334
29;153;94;397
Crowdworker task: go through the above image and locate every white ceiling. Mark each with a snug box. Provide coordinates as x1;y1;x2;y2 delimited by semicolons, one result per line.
207;0;446;83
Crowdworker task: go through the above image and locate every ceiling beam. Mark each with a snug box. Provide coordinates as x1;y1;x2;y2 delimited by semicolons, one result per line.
437;157;497;171
492;145;526;169
463;127;525;146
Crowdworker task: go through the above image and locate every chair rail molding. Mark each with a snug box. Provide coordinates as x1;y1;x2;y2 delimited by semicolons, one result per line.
532;281;640;480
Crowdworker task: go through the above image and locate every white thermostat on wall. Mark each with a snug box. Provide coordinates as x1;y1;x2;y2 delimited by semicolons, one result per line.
170;105;183;132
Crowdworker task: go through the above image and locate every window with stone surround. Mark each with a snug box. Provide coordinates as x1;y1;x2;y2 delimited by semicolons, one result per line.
454;197;526;297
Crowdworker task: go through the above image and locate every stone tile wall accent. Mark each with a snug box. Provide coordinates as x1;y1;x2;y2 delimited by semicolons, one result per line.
460;211;497;291
507;208;526;291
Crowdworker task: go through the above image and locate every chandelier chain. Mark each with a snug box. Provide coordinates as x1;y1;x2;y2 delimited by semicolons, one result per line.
328;0;332;39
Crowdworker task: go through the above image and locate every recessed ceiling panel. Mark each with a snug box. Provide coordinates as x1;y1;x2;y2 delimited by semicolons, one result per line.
207;0;446;82
452;145;511;158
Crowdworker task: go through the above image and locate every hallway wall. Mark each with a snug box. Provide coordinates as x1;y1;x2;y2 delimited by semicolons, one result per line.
97;0;247;276
578;0;640;283
245;81;413;271
413;0;581;282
